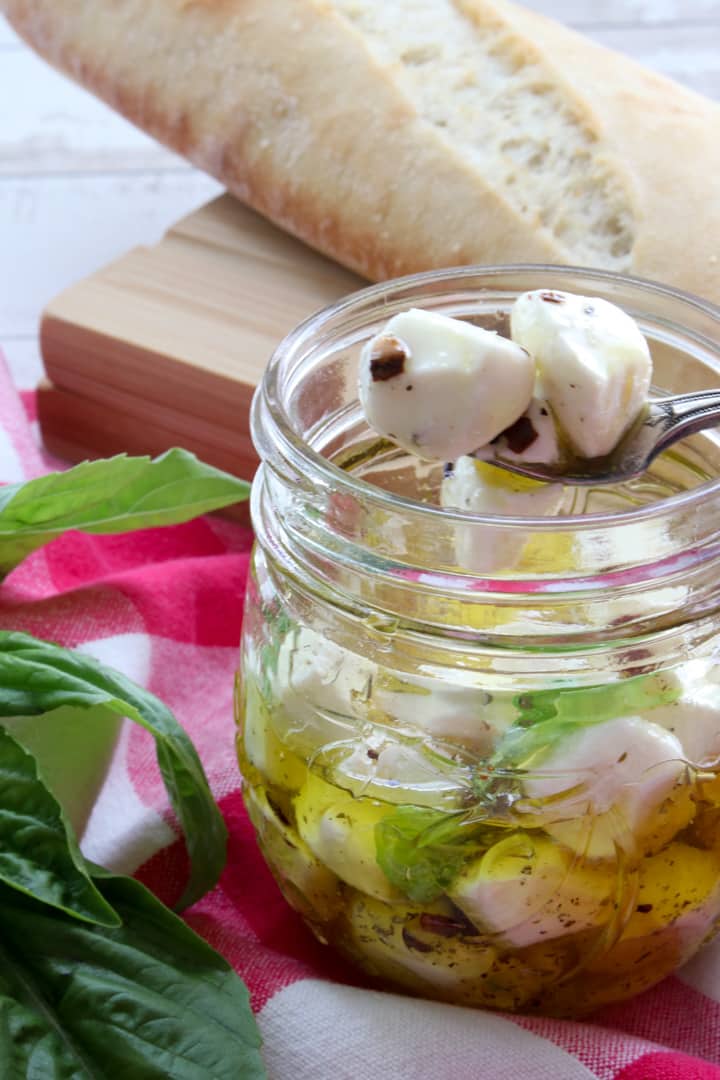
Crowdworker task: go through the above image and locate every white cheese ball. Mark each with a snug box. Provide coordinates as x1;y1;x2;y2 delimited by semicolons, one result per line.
374;671;518;752
275;628;516;751
441;457;565;518
449;832;615;947
649;681;720;765
358;308;535;461
294;774;399;901
511;290;652;459
274;629;377;722
522;714;684;858
441;456;565;572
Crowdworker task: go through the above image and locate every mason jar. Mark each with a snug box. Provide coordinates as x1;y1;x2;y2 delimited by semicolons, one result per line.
237;266;720;1017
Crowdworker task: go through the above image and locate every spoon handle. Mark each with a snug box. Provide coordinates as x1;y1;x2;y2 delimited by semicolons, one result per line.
651;390;720;450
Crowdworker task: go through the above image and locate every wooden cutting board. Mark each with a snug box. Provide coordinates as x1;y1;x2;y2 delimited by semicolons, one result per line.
37;195;364;481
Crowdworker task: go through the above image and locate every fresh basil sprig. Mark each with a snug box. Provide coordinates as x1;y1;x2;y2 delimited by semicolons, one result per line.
375;805;495;903
0;726;120;928
512;670;681;732
0;869;265;1078
0;449;251;576
0;632;226;911
0;637;266;1077
0;449;265;1074
495;670;682;770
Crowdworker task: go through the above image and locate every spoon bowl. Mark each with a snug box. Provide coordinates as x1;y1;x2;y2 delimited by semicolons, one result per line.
481;390;720;486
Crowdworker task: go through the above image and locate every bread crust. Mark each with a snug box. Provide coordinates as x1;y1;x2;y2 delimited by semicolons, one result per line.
4;0;719;303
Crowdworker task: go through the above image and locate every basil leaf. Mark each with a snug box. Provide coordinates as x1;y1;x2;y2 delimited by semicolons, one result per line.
0;958;95;1079
0;726;119;928
0;449;251;575
4;705;122;841
0;975;77;1079
501;670;682;769
375;806;491;903
0;632;226;910
513;670;680;733
0;872;265;1079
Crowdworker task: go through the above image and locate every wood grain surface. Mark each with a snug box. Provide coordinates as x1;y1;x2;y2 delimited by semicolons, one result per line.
38;196;363;476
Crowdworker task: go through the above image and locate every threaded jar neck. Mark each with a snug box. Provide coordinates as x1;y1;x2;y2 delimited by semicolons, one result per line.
251;266;720;648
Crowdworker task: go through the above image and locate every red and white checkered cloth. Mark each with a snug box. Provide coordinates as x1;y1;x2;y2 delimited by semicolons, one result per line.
4;352;720;1079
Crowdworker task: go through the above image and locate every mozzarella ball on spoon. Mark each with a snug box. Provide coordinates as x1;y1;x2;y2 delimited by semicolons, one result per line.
475;396;562;468
510;290;652;459
358;308;535;461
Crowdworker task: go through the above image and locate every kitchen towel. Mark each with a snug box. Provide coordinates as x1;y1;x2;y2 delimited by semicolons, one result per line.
4;352;720;1080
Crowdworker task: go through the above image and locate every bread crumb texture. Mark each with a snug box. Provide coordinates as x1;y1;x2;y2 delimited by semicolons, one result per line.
330;0;635;270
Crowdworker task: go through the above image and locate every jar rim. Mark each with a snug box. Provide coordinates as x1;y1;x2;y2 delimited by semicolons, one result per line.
258;263;720;532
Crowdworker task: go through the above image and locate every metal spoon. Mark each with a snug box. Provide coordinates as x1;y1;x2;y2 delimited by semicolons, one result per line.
479;390;720;486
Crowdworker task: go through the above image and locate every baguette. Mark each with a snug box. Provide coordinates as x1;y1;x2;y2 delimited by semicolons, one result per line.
4;0;720;303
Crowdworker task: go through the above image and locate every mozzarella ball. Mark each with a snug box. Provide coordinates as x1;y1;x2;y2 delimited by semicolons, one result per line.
511;290;652;459
441;457;565;518
449;832;615;947
294;773;399;901
441;456;565;572
359;308;535;461
649;677;720;765
522;715;684;858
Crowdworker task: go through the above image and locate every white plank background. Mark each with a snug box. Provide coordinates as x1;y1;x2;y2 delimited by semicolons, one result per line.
1;5;718;391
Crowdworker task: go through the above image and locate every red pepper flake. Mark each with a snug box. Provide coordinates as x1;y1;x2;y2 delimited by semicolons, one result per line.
402;928;434;953
419;913;479;938
266;794;291;828
625;648;652;663
540;291;565;304
501;415;538;454
369;335;409;381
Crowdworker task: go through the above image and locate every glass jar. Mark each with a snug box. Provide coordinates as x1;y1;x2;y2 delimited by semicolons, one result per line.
237;266;720;1017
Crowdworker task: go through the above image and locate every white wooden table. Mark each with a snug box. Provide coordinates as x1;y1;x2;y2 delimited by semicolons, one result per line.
1;3;718;392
